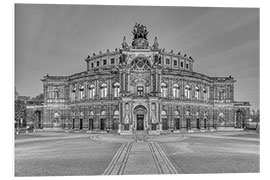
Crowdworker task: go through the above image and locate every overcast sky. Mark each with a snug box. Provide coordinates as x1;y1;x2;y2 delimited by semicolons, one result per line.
15;4;259;110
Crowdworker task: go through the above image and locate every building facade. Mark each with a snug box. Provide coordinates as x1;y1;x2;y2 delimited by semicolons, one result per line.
28;24;250;134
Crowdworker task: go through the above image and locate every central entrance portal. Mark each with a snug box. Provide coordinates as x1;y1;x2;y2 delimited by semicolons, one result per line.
134;105;147;131
137;114;144;130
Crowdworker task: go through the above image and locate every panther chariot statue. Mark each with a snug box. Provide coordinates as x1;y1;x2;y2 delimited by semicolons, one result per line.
131;23;149;49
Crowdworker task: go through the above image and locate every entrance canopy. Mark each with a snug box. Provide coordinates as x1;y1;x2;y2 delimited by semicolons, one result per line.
134;105;147;115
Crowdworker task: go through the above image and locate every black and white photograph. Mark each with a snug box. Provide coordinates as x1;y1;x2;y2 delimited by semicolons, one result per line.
10;0;263;179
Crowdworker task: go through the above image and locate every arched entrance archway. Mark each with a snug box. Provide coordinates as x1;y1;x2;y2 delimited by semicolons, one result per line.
236;110;245;128
133;105;147;131
34;110;42;129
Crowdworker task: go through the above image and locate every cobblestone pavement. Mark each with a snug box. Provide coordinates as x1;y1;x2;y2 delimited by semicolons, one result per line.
15;131;259;176
103;140;178;175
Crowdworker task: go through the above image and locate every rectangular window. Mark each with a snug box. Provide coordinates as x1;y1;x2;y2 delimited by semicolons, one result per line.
137;86;144;95
186;63;189;69
103;59;107;65
173;60;178;66
91;63;94;68
180;61;184;67
111;58;115;64
166;58;170;64
96;61;100;67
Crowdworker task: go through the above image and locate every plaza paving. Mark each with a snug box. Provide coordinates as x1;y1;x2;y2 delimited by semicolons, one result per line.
15;131;259;176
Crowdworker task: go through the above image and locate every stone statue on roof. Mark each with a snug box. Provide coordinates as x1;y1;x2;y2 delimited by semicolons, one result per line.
132;23;149;40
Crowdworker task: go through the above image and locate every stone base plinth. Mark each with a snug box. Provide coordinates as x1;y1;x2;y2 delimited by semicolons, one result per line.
148;131;161;135
120;131;132;135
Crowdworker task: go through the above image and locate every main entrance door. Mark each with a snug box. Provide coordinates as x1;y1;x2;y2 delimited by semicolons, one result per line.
134;105;147;131
137;114;144;130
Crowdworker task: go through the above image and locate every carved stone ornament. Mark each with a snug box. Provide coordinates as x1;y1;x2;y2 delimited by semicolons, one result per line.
131;23;149;49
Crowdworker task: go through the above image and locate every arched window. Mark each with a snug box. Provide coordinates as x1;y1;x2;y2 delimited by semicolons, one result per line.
100;83;107;98
89;111;94;116
101;110;106;116
71;86;76;100
79;85;84;99
161;83;168;98
88;84;95;99
54;112;59;122
195;86;199;100
203;87;208;101
53;88;59;99
161;110;167;116
173;83;180;98
185;85;190;99
113;82;120;97
114;110;119;116
174;110;179;116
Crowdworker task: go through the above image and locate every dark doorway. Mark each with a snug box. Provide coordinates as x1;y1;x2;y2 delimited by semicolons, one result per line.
79;119;83;130
186;118;191;130
112;119;118;130
196;118;200;129
137;114;144;130
72;119;75;129
35;111;42;129
175;118;180;130
100;119;106;130
162;118;168;130
236;111;245;128
89;119;94;130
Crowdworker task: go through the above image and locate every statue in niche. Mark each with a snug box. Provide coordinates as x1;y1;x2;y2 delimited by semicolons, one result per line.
119;54;127;65
154;54;162;65
124;114;129;124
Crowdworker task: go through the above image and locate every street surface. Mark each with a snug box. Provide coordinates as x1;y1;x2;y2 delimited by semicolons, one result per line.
15;131;259;176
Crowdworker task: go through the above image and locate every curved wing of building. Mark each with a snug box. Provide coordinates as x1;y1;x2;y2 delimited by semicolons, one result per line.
29;24;250;134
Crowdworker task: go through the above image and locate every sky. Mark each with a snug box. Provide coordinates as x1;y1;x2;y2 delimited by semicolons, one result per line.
15;4;259;110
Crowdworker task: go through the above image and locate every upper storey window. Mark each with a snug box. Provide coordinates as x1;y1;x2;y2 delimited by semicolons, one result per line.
103;59;107;66
100;83;107;98
173;59;178;66
53;88;60;99
91;63;94;68
218;89;225;100
195;86;199;100
185;85;191;99
186;62;189;70
137;86;144;96
203;87;208;101
88;84;95;99
79;85;84;99
173;83;180;98
113;82;120;97
180;61;184;68
96;61;100;67
111;58;115;64
71;86;76;100
161;83;168;98
166;58;170;65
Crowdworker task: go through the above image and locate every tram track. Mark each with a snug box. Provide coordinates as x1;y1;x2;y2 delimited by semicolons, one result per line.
103;142;133;175
103;135;178;175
